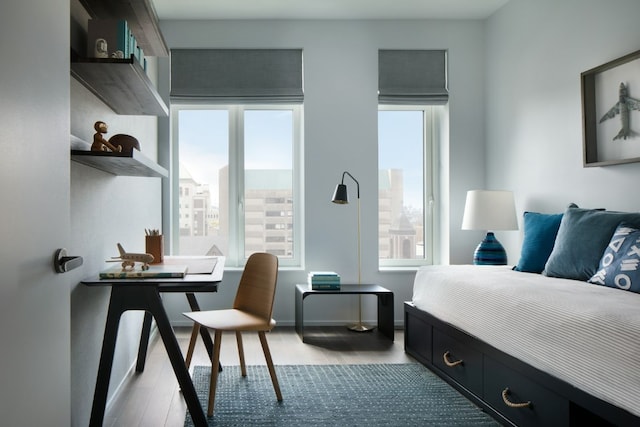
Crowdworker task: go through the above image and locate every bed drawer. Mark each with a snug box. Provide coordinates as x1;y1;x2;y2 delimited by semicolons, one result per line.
404;303;432;364
432;328;483;394
484;356;569;427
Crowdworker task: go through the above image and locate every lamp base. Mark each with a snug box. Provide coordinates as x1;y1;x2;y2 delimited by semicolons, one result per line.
348;323;375;332
473;232;507;265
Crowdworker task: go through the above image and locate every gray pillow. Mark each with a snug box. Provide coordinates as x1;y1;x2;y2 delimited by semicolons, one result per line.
543;205;640;281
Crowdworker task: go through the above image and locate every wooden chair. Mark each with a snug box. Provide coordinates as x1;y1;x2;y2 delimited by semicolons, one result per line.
183;252;282;416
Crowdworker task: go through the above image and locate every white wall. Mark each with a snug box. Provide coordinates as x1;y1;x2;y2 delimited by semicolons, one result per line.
69;2;162;425
158;19;487;327
486;0;640;261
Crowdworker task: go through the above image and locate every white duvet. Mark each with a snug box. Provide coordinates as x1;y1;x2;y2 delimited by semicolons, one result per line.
412;265;640;418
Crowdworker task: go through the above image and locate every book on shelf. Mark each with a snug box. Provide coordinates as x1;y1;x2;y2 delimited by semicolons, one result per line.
310;282;341;290
99;264;188;279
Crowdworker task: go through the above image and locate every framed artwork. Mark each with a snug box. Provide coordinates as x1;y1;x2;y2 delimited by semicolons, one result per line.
581;49;640;167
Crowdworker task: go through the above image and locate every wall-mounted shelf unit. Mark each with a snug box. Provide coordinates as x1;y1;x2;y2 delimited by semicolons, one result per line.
78;0;168;57
71;51;168;116
70;135;168;178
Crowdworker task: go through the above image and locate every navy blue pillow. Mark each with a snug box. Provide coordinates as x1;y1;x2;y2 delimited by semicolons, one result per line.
513;211;563;273
543;206;640;281
588;223;640;293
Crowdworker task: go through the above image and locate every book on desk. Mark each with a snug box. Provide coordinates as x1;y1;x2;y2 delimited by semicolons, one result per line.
99;264;189;279
308;271;341;290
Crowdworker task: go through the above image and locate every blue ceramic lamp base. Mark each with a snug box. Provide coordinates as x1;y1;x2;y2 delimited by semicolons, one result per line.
473;232;507;265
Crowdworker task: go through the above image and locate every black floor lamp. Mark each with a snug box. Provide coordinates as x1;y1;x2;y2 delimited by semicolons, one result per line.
331;171;372;332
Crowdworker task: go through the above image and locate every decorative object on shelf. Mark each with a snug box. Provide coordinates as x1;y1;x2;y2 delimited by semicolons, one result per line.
109;133;140;155
461;190;518;265
145;229;163;264
105;243;154;271
87;19;132;59
582;49;640;166
91;121;121;152
94;38;108;58
331;171;372;332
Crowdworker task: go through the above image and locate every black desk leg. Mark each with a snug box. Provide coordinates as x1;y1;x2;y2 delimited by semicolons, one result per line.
89;287;208;427
89;289;125;427
145;289;208;427
135;312;153;372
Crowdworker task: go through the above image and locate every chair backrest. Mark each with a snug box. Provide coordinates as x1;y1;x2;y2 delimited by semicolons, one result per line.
233;252;279;321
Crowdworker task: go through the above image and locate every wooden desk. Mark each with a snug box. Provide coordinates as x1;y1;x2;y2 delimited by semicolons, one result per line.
82;257;224;427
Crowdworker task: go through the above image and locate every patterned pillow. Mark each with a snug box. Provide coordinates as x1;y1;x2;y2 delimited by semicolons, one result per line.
588;223;640;293
513;211;563;273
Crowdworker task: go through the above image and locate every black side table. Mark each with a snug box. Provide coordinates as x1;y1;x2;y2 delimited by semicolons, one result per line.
295;284;394;342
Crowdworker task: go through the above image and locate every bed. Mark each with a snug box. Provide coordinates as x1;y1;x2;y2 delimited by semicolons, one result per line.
404;205;640;426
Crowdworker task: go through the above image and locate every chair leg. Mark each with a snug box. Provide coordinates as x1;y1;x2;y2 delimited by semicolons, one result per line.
235;331;247;377
208;329;222;417
185;324;200;370
258;331;282;401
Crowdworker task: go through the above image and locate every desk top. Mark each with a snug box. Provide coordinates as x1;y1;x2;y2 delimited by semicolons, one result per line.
82;256;225;291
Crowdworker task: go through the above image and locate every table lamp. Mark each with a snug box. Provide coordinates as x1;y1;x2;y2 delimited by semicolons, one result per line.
461;190;518;265
331;171;372;332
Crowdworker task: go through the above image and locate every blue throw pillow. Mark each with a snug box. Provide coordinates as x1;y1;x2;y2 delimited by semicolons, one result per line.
543;206;640;281
513;211;563;273
588;223;640;293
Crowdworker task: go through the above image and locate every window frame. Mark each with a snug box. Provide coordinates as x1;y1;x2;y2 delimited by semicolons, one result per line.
169;103;304;268
378;104;439;269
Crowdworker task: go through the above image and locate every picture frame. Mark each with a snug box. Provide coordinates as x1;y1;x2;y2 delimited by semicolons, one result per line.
581;49;640;167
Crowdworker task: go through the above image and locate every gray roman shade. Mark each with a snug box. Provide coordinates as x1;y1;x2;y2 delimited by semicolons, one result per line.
378;50;448;105
171;49;303;103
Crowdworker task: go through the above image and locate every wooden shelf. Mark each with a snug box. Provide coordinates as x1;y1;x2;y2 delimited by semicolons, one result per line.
78;0;168;57
71;53;168;116
71;135;167;178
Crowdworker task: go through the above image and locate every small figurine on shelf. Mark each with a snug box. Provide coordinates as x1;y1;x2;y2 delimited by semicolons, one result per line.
94;38;108;58
91;121;121;152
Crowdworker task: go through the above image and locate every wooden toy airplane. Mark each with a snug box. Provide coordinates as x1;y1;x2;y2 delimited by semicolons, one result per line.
107;243;155;271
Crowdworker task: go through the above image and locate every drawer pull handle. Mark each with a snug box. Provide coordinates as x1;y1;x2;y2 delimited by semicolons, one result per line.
443;351;463;367
501;387;532;409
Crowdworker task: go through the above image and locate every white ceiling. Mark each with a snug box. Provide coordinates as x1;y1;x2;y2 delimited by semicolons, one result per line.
152;0;510;21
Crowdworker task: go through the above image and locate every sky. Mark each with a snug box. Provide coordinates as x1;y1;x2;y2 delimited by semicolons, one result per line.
178;107;425;210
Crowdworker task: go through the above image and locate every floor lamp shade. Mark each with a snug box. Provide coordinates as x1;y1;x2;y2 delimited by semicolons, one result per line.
331;183;349;204
462;190;518;265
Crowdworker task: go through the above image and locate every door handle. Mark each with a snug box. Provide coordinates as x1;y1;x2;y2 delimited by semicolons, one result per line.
54;248;83;273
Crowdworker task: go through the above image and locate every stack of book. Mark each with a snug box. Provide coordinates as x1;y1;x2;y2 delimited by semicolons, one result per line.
308;271;340;290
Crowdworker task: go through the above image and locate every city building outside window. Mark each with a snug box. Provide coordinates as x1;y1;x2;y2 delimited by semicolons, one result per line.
378;106;440;267
171;105;302;267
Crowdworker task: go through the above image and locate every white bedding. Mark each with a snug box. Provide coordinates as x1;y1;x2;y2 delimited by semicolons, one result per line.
412;265;640;418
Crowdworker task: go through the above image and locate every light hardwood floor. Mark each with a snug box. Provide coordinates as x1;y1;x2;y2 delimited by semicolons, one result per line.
103;326;414;427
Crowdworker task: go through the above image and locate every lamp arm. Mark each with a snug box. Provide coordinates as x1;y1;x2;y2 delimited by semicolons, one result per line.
341;171;360;199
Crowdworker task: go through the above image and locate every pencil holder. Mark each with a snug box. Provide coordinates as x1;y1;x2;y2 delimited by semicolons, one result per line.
145;235;163;264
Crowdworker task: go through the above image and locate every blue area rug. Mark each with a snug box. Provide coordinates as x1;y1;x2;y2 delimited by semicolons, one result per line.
184;363;499;426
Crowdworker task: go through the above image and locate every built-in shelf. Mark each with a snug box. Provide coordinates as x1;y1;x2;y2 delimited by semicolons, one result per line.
70;135;168;178
71;52;168;116
78;0;168;57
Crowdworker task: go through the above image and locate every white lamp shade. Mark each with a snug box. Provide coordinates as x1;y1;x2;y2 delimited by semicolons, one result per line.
461;190;518;231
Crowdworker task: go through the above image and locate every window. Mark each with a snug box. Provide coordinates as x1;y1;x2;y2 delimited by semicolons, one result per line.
171;105;302;267
378;105;440;267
